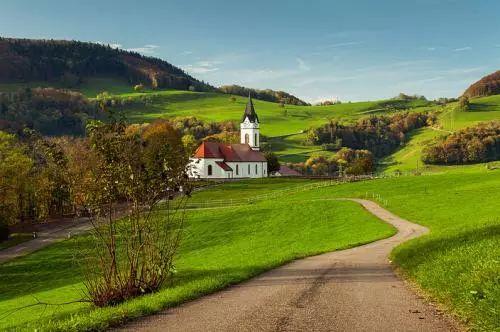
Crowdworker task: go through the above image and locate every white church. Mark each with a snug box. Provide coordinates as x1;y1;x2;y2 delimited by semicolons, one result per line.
188;96;268;179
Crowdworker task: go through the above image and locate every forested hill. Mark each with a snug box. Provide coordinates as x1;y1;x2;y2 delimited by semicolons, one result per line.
463;70;500;98
218;85;310;106
0;37;215;92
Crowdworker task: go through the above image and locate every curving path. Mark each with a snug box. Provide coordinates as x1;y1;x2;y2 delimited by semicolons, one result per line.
117;199;460;332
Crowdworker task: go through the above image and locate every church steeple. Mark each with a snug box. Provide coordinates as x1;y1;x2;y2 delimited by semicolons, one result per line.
241;93;259;123
240;93;260;150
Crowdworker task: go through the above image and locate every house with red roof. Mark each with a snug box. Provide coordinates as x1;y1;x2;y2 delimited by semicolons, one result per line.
188;96;268;179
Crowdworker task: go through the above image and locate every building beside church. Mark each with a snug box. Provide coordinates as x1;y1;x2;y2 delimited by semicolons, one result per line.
188;96;268;179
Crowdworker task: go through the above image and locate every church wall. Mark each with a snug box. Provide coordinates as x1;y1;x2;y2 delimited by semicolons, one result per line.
188;158;230;179
226;161;267;178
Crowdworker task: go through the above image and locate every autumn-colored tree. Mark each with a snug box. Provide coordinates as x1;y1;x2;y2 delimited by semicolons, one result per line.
458;95;470;111
82;118;191;307
0;131;32;235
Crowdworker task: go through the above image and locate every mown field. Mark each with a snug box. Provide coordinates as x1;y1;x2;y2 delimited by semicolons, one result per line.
288;168;500;331
0;179;395;331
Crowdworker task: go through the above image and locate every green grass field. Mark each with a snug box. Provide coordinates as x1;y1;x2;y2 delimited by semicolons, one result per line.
0;190;394;331
287;168;500;331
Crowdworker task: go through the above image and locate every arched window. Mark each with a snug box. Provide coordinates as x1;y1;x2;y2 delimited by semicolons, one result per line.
248;164;251;174
255;133;258;146
244;133;249;144
207;165;212;176
236;164;239;175
255;164;258;174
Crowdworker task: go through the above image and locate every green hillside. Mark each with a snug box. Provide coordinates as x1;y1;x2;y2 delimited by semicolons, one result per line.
380;95;500;174
76;86;435;162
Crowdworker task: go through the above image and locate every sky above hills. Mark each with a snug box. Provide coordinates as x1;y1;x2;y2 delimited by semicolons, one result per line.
1;0;499;102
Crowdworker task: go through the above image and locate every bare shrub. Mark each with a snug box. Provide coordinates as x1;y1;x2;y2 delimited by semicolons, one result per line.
81;118;191;307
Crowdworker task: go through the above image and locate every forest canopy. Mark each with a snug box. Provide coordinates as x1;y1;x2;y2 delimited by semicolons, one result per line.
0;37;214;92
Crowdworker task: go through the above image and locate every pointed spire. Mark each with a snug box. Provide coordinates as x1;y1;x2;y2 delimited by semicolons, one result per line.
242;92;259;123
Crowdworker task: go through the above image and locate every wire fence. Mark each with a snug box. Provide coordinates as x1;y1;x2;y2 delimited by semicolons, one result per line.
183;175;374;209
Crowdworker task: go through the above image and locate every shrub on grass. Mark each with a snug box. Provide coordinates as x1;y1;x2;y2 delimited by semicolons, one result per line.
82;118;191;307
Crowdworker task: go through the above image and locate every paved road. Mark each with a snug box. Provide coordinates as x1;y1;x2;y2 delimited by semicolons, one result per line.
118;198;460;332
0;217;92;264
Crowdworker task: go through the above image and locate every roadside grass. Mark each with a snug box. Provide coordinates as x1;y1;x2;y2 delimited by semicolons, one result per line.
288;168;500;331
0;198;395;330
0;233;32;250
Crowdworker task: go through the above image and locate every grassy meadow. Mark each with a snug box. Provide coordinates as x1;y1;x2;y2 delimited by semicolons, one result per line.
0;191;395;331
288;168;500;331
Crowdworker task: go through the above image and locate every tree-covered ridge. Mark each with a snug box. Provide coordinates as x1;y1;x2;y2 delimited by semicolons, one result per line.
462;70;500;98
0;88;97;136
422;121;500;164
0;37;215;92
219;85;309;106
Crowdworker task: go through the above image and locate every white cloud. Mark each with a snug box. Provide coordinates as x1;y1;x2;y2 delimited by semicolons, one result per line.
296;57;310;71
95;41;123;49
127;44;160;55
323;41;362;49
415;76;445;83
182;60;222;74
453;46;472;52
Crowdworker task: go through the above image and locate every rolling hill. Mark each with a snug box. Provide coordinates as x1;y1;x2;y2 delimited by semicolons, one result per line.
462;70;500;98
0;37;214;92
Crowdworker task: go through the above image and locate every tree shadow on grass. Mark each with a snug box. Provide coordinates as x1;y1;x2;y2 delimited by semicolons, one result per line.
468;103;498;112
393;223;500;268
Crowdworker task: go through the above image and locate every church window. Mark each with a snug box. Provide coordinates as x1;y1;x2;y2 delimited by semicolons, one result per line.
245;133;249;144
248;164;251;174
255;133;258;146
236;164;239;175
207;165;212;176
255;164;258;174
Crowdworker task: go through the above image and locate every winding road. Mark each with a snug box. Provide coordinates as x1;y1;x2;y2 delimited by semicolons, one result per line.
118;198;460;332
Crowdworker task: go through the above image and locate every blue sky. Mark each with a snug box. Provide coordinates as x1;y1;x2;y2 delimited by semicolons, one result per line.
1;0;499;102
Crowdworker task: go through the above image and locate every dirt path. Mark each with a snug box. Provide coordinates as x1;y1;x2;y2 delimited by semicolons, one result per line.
117;198;460;332
0;218;92;264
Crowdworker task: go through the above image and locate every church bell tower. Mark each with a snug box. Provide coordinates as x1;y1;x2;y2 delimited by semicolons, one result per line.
240;94;260;151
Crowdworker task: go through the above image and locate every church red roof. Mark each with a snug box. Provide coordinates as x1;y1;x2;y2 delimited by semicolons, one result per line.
193;141;267;162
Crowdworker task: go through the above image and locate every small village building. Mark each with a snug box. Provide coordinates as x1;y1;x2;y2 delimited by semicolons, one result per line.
188;96;268;179
272;165;302;177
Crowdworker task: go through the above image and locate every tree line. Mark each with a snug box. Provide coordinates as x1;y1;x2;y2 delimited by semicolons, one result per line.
306;112;434;158
422;121;500;164
219;85;309;106
0;87;97;136
0;37;214;92
287;148;374;176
